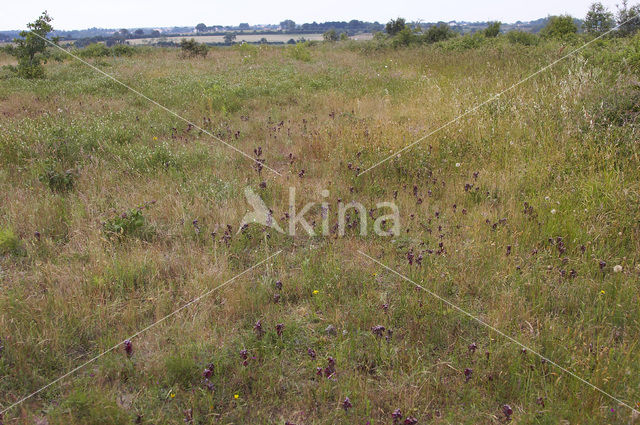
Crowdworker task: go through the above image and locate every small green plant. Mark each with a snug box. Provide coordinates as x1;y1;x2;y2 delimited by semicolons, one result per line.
39;166;75;192
4;11;57;78
179;38;208;58
287;42;311;61
0;228;26;257
164;355;199;388
102;204;152;239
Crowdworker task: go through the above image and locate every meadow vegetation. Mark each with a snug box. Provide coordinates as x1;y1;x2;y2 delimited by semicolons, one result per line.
1;13;640;425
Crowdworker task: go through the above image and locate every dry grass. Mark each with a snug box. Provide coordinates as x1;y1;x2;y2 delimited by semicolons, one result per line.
0;39;639;424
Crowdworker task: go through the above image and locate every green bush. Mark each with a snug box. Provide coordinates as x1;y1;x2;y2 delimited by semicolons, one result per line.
0;228;26;257
111;44;134;56
38;166;75;192
422;23;457;44
506;30;540;46
180;38;208;58
391;27;419;47
76;43;110;58
484;21;501;38
287;42;311;62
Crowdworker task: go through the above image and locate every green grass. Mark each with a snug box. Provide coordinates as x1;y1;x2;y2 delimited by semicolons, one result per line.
0;36;639;424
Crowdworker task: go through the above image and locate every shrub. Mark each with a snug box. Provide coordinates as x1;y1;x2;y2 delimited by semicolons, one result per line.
323;29;339;42
180;38;208;58
76;43;109;58
0;228;26;257
484;21;501;38
38;166;75;192
111;44;134;56
287;42;311;62
386;18;406;36
392;27;418;47
422;23;457;44
540;15;578;39
506;30;540;46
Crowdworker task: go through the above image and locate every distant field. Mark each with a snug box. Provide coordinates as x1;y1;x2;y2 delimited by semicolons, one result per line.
128;32;374;44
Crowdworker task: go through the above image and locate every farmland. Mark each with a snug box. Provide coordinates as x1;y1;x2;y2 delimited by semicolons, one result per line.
127;33;374;45
1;32;640;425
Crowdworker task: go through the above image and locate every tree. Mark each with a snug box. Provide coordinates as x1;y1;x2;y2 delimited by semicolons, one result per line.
584;3;614;34
224;33;237;44
484;21;501;37
386;18;406;36
540;15;578;39
5;11;57;78
280;20;296;31
340;32;349;41
195;23;207;33
616;0;640;37
323;29;339;42
150;30;160;37
134;29;144;36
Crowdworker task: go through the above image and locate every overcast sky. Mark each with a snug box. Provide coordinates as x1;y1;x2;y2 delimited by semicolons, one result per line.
0;0;623;31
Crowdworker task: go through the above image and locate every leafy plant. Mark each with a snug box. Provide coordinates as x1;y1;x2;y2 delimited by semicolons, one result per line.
102;206;151;239
323;29;339;42
584;2;614;34
506;30;540;45
39;166;75;192
422;23;457;43
484;21;501;37
287;42;311;62
0;228;26;257
385;18;406;36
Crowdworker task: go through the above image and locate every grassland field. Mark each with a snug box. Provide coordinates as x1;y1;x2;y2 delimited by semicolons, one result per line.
0;36;640;424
